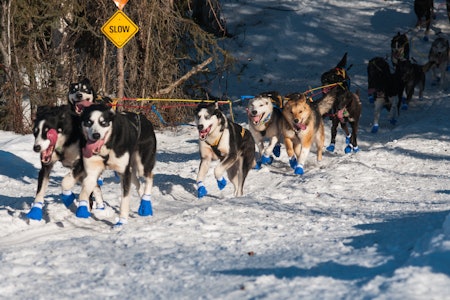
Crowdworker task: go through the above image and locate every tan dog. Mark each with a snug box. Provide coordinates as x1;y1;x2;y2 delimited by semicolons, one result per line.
282;91;336;175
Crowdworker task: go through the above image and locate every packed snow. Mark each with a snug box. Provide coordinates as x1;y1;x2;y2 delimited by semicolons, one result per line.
1;0;450;299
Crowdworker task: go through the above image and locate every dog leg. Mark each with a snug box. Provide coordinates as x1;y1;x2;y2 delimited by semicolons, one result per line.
227;160;243;197
316;125;325;162
138;172;154;217
196;153;212;198
326;118;339;152
26;163;54;221
388;96;399;125
78;160;104;218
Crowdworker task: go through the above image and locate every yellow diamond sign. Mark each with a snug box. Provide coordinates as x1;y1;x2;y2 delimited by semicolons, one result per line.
101;10;139;48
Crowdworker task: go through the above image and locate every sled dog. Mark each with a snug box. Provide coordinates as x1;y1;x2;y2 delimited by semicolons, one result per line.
68;78;112;115
321;52;361;153
26;105;102;221
426;36;449;88
247;91;284;167
78;104;157;226
281;92;335;175
391;32;410;67
195;102;255;198
414;0;434;34
367;57;404;133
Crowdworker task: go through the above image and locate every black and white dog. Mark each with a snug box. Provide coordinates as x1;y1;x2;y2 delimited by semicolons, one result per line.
77;104;157;227
426;36;449;88
26;105;102;221
68;78;112;115
247;91;283;169
367;57;405;133
195;102;255;198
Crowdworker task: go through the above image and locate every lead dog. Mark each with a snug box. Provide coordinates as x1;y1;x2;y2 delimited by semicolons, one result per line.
26;105;102;221
281;91;335;175
77;104;157;227
247;91;283;168
195;102;255;198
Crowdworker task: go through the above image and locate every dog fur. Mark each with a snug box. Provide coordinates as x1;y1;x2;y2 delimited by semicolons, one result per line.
281;92;335;175
68;78;112;115
425;36;449;88
76;104;157;225
26;105;102;221
247;91;284;166
367;57;404;133
414;0;434;33
195;102;255;198
320;52;361;153
391;32;410;67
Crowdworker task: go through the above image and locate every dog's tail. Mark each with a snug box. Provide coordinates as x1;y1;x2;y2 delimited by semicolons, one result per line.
422;61;435;72
317;89;337;116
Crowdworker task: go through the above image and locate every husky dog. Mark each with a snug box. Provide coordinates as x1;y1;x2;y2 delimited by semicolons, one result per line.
68;78;112;115
77;104;157;227
195;102;255;198
281;92;335;175
247;91;284;168
321;52;361;153
26;105;102;221
391;32;410;67
414;0;434;35
367;57;405;133
426;36;449;88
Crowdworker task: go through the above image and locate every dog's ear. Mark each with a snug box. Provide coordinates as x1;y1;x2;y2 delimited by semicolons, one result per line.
214;101;219;110
336;52;347;69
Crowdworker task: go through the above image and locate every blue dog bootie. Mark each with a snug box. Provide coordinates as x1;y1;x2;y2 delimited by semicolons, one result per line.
273;143;281;157
289;156;297;169
344;144;354;154
371;124;379;133
217;176;227;190
260;154;273;165
26;202;44;221
197;181;207;198
254;160;262;170
76;200;91;218
294;163;304;175
61;190;75;208
345;134;351;145
326;143;335;152
138;194;153;216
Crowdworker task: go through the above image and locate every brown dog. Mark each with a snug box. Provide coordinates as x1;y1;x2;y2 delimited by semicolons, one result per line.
282;91;335;175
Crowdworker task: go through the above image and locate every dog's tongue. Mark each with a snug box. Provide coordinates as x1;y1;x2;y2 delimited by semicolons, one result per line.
199;129;209;140
295;123;307;131
250;114;262;124
47;129;58;145
83;139;105;158
76;100;93;113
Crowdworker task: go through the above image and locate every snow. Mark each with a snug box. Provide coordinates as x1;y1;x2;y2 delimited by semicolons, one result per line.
1;0;450;298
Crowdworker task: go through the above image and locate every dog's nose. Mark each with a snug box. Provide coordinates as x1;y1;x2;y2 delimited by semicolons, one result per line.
251;110;257;115
76;92;83;99
33;145;41;152
197;125;204;131
92;132;101;140
294;119;299;123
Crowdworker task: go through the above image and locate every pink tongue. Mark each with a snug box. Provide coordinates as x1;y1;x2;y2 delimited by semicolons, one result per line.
47;129;58;145
83;139;105;158
251;114;262;123
295;123;306;131
199;130;208;139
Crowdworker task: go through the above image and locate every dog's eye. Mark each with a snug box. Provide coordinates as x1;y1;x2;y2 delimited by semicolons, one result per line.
205;115;211;120
99;120;109;127
83;120;93;127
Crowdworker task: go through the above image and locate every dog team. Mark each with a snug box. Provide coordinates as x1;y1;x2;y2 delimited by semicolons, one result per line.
26;1;449;226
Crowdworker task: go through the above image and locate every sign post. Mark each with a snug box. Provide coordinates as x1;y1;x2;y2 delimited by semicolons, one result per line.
101;0;138;100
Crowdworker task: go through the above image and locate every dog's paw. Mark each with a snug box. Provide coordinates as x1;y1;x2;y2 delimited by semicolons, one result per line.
26;202;43;221
389;119;397;125
97;177;104;187
371;124;379;133
368;94;375;104
217;177;227;190
254;161;262;170
326;144;335;152
294;164;304;175
76;201;91;218
138;199;153;216
261;154;273;165
112;218;128;230
401;103;408;110
61;192;75;208
273;143;281;157
289;156;297;169
353;146;360;153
